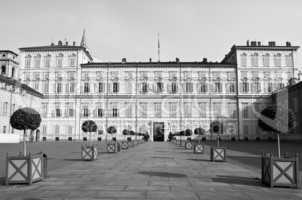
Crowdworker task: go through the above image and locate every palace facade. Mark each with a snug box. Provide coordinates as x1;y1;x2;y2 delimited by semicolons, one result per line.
16;40;299;141
0;50;42;142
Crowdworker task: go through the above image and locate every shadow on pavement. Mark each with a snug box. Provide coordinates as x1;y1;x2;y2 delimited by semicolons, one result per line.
212;175;261;187
138;171;187;178
63;158;85;162
186;158;211;162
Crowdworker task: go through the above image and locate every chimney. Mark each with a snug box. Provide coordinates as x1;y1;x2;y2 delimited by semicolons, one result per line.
251;41;257;46
175;57;180;63
257;41;261;46
58;40;62;46
286;41;291;47
122;58;127;63
73;41;76;46
202;58;207;63
149;58;152;62
50;42;55;46
65;41;68;46
268;41;276;46
246;40;250;46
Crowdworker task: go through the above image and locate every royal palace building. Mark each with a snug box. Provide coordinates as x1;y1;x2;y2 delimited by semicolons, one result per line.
0;50;42;142
16;40;299;141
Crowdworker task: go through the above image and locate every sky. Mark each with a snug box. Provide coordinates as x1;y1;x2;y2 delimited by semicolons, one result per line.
1;0;302;63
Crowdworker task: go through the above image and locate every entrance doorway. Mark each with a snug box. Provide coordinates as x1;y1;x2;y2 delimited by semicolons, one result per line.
153;122;164;142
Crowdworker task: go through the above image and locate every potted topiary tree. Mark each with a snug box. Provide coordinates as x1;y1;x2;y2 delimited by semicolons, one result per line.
97;130;103;142
106;126;120;153
209;120;226;162
81;120;98;161
121;129;129;150
184;129;193;150
193;127;206;154
257;105;299;188
6;107;45;185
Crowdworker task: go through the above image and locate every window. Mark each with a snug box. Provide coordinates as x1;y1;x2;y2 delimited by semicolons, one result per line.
3;102;8;116
34;82;39;90
213;102;222;117
69;54;76;67
83;107;89;117
56;83;62;93
34;54;41;68
285;54;293;67
125;103;132;118
198;102;208;118
43;82;49;93
11;67;15;78
69;83;75;93
68;107;74;117
242;81;249;93
227;103;237;118
55;108;61;117
113;82;119;93
199;82;207;93
25;55;31;68
185;82;193;93
1;65;6;75
142;82;148;93
55;125;60;136
251;53;259;67
84;82;90;93
267;82;273;93
112;108;118;117
242;103;249;119
184;102;192;117
156;82;163;93
98;82;104;93
169;102;177;118
274;53;281;67
171;82;177;93
227;82;235;93
44;55;51;68
262;53;270;67
214;82;222;93
240;53;247;67
154;103;162;117
97;108;103;117
139;103;147;118
56;53;63;67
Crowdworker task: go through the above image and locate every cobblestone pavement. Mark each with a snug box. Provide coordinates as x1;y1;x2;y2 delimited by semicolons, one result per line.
0;142;301;200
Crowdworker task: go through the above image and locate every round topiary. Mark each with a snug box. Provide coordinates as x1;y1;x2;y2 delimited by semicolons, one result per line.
210;120;224;135
107;126;117;134
185;129;192;136
10;107;41;131
81;120;97;133
194;127;205;135
122;129;129;136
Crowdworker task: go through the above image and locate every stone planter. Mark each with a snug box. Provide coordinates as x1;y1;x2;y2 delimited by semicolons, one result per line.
121;141;128;150
210;147;226;162
106;142;121;153
81;145;98;161
193;143;205;154
261;153;300;188
5;152;46;185
185;141;193;150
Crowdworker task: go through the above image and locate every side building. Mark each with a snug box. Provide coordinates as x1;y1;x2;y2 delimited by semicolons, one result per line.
0;50;42;143
18;40;299;141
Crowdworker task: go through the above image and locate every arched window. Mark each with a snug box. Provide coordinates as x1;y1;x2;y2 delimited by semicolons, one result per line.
251;53;258;67
262;53;270;67
274;53;281;67
34;54;41;68
240;53;247;67
56;53;63;67
44;54;51;67
25;55;31;68
1;65;6;75
285;53;293;67
68;53;76;67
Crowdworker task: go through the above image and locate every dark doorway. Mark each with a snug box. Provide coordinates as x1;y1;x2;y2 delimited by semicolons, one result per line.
153;122;164;142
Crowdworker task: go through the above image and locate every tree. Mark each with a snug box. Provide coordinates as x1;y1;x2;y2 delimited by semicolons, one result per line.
210;120;224;147
82;120;97;145
10;107;41;156
194;127;205;142
258;105;296;158
107;126;117;141
185;129;192;136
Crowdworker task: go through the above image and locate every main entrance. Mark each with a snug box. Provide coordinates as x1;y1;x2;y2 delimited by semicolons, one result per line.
153;122;164;142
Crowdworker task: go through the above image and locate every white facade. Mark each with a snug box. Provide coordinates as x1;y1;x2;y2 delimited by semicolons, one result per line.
18;41;299;141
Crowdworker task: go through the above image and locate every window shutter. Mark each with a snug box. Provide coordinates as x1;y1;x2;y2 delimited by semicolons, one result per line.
65;83;69;93
53;83;56;93
80;84;84;94
94;83;97;93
